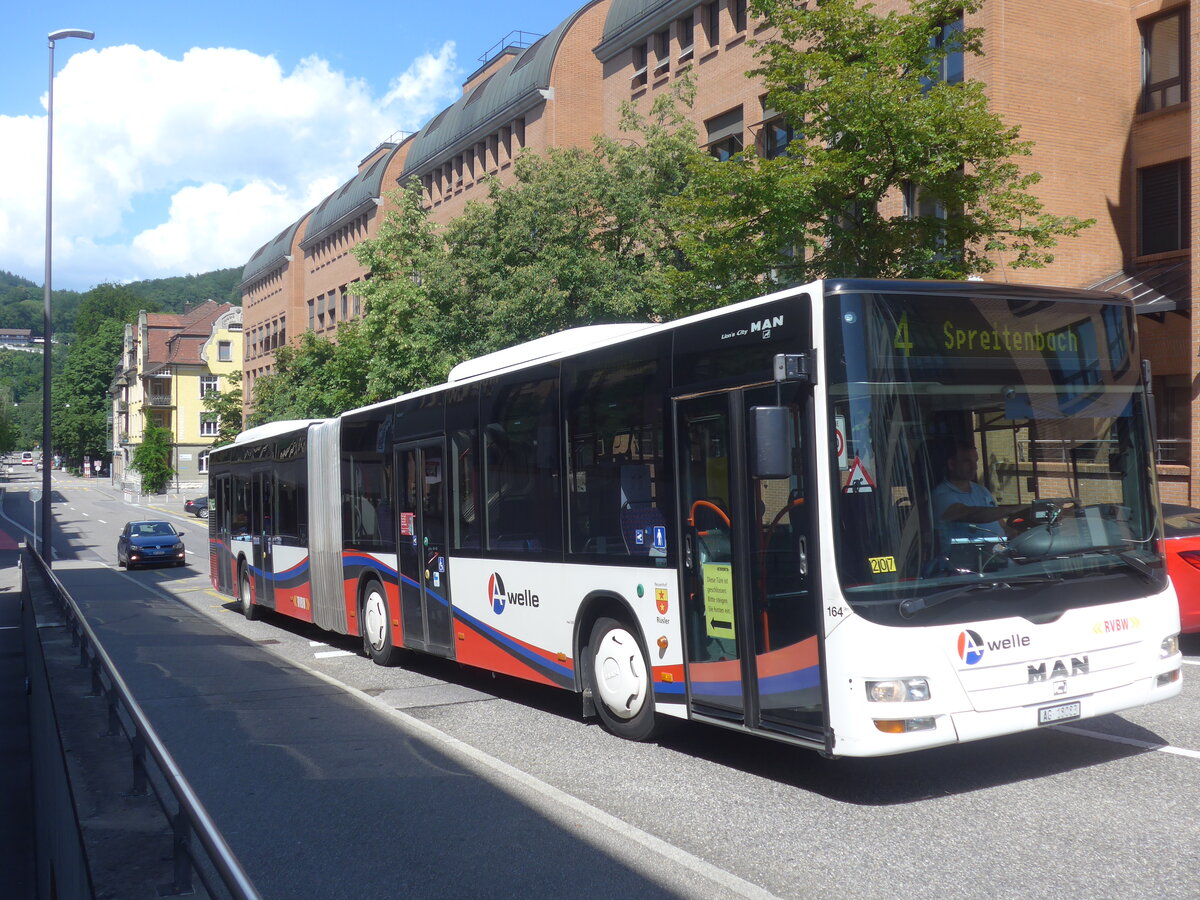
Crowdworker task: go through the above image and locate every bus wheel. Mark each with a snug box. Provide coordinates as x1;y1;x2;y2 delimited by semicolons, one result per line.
361;581;401;666
587;616;659;741
239;567;259;621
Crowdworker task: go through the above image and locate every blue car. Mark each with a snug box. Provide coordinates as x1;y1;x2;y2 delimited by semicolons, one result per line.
117;520;186;569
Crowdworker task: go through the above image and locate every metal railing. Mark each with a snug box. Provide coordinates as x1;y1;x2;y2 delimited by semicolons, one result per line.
24;547;261;899
144;394;174;407
1015;438;1190;467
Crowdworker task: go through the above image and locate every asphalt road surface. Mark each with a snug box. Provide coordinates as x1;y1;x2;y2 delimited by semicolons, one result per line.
5;467;1199;899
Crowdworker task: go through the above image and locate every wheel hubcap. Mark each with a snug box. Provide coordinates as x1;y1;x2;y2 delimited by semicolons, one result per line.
364;591;387;652
594;628;647;720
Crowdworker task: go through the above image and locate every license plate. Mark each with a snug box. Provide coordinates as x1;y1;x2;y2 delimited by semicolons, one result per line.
147;549;165;556
1038;701;1081;725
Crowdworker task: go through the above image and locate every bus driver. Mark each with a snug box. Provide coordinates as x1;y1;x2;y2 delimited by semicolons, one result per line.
931;442;1028;563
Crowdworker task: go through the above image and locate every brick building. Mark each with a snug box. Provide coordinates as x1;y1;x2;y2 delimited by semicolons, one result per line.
238;0;1196;497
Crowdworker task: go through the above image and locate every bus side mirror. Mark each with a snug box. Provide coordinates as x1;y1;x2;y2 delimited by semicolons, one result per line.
751;406;791;479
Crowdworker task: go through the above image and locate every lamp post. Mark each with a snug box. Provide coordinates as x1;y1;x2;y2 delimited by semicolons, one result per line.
43;27;95;565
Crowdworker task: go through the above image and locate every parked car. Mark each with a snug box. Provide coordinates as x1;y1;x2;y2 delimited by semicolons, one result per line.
1162;503;1200;633
184;496;209;518
117;521;186;569
21;452;33;465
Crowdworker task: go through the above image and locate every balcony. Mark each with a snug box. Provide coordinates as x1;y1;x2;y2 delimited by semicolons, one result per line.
115;399;128;413
145;394;174;408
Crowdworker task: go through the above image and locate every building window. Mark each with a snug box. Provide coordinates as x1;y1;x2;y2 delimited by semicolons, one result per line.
924;16;965;88
218;341;232;362
341;286;349;320
199;450;210;474
200;374;218;397
733;0;747;33
632;43;648;88
1139;160;1190;255
1141;9;1188;112
678;15;695;62
706;107;744;161
761;113;795;159
200;414;219;437
705;2;720;48
655;30;670;76
308;298;315;331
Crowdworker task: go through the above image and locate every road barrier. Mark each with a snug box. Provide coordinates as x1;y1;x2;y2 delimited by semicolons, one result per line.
24;546;262;899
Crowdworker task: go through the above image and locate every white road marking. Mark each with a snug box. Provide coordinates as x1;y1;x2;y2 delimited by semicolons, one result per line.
1056;724;1200;760
98;519;107;524
314;650;355;659
1181;659;1199;666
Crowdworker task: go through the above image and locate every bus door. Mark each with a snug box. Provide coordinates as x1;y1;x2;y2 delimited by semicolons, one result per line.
676;385;826;741
395;439;454;656
214;473;232;594
251;468;275;610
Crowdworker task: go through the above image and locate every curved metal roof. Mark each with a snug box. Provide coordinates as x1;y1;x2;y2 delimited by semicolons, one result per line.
302;145;401;247
402;5;592;176
596;0;690;59
240;216;306;287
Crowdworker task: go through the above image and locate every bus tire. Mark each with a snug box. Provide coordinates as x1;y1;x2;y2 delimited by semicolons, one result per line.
239;565;259;621
587;616;659;741
361;580;401;666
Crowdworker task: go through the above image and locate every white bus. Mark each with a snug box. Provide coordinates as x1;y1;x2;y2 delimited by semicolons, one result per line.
209;279;1182;756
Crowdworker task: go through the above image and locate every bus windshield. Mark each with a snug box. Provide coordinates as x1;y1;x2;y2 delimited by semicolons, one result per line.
825;289;1165;627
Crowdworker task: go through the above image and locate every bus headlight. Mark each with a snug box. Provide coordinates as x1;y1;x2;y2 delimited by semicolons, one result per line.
1161;634;1180;659
866;678;930;703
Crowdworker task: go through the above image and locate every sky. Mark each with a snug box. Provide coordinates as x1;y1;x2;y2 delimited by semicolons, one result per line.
1;0;574;292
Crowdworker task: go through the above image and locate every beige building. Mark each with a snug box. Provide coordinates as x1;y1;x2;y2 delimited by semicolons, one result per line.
111;301;243;493
240;0;1196;498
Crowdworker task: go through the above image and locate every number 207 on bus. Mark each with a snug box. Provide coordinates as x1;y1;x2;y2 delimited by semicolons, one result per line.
209;279;1182;757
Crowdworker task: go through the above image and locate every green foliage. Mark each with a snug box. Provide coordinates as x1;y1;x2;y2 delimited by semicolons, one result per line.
52;284;146;464
676;0;1092;286
202;370;245;445
0;384;17;455
342;84;710;410
122;268;243;311
131;424;174;494
0;267;240;340
248;327;372;425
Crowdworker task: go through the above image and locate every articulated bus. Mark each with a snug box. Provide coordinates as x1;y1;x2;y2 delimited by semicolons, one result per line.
209;279;1182;757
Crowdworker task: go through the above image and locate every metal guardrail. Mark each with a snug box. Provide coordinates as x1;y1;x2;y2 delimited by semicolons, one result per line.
24;547;261;900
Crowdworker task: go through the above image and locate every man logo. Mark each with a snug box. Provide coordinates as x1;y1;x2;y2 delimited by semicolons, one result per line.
957;629;985;665
488;573;506;615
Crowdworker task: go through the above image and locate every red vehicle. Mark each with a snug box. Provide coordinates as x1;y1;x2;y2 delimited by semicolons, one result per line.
1162;503;1200;633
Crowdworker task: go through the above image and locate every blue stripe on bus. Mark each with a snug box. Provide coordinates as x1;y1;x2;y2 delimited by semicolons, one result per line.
453;606;575;684
342;553;398;579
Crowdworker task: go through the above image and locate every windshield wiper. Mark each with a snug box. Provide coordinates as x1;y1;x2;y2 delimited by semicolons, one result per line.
899;575;1062;619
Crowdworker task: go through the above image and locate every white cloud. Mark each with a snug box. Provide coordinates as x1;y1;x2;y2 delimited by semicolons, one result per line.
0;41;460;288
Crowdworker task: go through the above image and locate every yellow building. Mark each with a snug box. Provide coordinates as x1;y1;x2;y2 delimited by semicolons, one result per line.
111;301;244;491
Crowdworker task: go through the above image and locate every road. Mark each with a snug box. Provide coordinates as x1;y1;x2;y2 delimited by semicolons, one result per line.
4;465;1200;899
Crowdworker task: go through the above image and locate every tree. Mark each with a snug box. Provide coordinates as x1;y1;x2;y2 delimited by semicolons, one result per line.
131;423;174;493
0;385;17;455
52;283;146;464
349;85;707;401
53;319;124;463
676;0;1092;291
248;327;373;425
202;370;245;445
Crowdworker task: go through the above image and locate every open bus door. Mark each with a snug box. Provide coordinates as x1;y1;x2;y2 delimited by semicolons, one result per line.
675;384;828;746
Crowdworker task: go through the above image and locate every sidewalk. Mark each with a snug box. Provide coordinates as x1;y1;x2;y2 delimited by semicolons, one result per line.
0;544;34;898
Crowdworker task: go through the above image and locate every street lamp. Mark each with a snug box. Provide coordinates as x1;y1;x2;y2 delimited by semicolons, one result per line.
43;27;94;565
